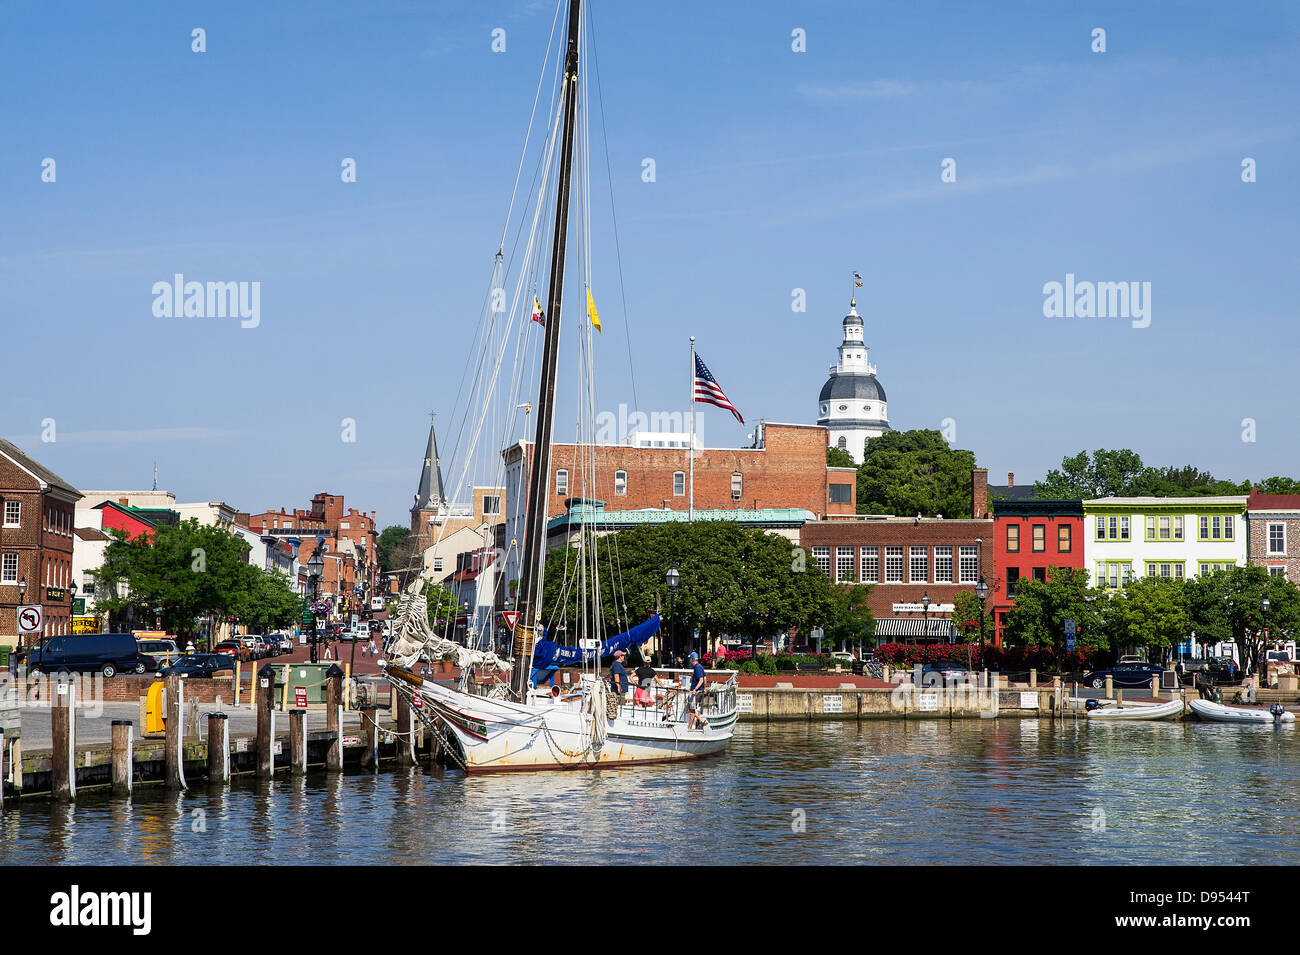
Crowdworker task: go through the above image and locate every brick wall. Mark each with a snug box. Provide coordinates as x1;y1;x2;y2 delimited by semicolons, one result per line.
1248;515;1300;581
0;457;75;644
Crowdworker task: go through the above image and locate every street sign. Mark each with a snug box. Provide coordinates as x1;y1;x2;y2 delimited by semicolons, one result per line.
72;616;101;635
501;610;520;631
1065;618;1076;652
294;686;308;708
72;598;85;614
16;605;43;635
315;620;325;633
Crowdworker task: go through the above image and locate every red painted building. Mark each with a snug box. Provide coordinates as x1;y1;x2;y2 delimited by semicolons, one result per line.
95;500;167;542
990;499;1085;646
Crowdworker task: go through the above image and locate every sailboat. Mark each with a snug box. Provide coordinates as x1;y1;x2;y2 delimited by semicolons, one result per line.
380;0;738;772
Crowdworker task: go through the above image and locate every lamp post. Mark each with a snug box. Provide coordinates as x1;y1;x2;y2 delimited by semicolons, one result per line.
975;576;989;664
18;577;28;649
1260;594;1271;683
666;564;680;665
308;549;324;663
921;591;931;643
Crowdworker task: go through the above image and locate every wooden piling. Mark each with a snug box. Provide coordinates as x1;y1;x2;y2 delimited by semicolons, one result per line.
0;727;5;810
396;692;413;767
256;665;275;778
111;720;133;795
361;706;379;771
1029;668;1038;689
164;673;185;790
1151;675;1160;698
325;664;344;772
51;681;74;801
289;709;307;775
207;713;229;783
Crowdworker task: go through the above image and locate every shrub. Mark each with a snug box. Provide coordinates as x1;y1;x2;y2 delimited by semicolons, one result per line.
739;660;760;674
761;655;778;675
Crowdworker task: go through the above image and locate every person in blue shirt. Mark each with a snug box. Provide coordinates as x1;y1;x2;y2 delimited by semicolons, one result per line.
687;652;708;730
608;648;630;697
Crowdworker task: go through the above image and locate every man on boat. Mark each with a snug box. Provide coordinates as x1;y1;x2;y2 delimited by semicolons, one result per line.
687;652;708;730
609;648;631;698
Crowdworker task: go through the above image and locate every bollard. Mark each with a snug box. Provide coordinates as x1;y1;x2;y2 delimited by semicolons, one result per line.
1029;668;1037;689
1105;675;1114;700
164;673;186;790
282;672;290;712
256;665;275;778
1051;677;1061;720
325;664;344;772
1117;688;1124;707
52;681;75;801
344;663;353;711
1151;675;1160;698
207;713;229;783
111;720;133;796
361;706;380;772
234;660;241;707
289;709;307;775
396;692;413;767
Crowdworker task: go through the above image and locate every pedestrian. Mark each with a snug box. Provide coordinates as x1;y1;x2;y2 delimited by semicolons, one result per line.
368;638;376;658
687;651;708;730
608;648;630;698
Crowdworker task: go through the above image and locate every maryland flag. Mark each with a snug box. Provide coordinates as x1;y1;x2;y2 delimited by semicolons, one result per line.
853;271;863;288
586;287;602;332
531;296;545;326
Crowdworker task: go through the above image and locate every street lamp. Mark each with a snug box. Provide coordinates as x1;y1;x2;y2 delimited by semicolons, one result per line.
308;549;324;663
975;576;989;663
921;591;931;642
17;577;27;649
1260;595;1271;682
666;564;680;665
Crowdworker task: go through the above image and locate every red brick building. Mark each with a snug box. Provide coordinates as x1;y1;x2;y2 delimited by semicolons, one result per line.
0;439;81;646
1246;489;1300;581
244;492;378;600
990;499;1086;646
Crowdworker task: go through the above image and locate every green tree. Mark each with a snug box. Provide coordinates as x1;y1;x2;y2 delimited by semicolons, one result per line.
951;589;991;645
856;430;978;517
826;446;856;469
822;584;875;651
424;581;459;629
231;565;303;633
376;525;411;575
1105;576;1190;658
1034;449;1147;498
1185;565;1300;676
1002;567;1107;653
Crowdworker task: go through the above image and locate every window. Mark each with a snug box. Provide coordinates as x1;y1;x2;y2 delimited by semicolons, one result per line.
828;484;852;504
1032;525;1046;552
1145;561;1184;580
859;546;879;583
730;472;743;500
1032;567;1047;582
1268;566;1287;579
812;546;831;577
1005;566;1020;597
910;546;928;582
556;469;569;496
672;471;685;496
836;547;854;583
614;471;627;496
959;545;978;583
1095;515;1130;540
1199;515;1235;541
1095;561;1133;590
934;545;953;582
339;521;350;530
885;546;904;582
3;501;19;527
1058;524;1072;553
482;495;501;515
1006;524;1019;553
1269;523;1286;555
1;553;16;583
1199;561;1232;576
837;436;847;450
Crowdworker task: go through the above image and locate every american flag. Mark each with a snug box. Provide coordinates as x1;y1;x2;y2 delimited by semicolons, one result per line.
694;353;744;424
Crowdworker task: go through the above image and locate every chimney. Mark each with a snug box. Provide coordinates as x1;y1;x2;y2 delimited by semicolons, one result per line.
118;497;128;507
1008;472;1014;488
972;469;989;520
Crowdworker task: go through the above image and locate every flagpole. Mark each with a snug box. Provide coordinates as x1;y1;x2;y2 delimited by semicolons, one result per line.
689;335;696;522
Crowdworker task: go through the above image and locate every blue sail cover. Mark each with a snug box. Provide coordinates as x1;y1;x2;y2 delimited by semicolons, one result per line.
531;614;661;672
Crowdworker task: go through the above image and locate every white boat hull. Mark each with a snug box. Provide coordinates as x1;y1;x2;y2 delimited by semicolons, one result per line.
394;668;738;772
1189;699;1295;724
1087;698;1184;721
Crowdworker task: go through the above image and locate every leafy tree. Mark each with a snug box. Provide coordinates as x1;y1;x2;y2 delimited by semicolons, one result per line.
424;581;459;629
1256;476;1300;495
951;589;991;645
231;565;303;633
376;525;411;575
826;446;856;469
1105;576;1191;658
822;585;875;651
856;429;977;517
1002;567;1107;654
1034;449;1147;498
1185;565;1300;676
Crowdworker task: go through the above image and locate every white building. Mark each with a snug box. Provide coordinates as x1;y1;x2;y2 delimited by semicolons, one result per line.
1082;496;1248;589
817;298;889;463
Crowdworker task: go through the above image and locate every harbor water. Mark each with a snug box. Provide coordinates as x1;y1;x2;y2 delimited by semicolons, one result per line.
4;719;1299;865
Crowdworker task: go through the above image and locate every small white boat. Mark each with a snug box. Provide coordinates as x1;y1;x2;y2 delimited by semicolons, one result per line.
1086;698;1184;721
1189;699;1295;724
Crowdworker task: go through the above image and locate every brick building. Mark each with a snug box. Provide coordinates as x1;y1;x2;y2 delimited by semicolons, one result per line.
1246;489;1300;580
0;439;81;647
245;491;379;598
501;421;854;596
990;499;1085;645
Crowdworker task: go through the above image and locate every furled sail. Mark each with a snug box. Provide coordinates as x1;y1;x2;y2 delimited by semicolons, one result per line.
531;613;661;670
387;574;509;672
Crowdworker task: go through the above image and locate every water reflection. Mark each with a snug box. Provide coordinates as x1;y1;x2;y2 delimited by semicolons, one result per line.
5;721;1300;864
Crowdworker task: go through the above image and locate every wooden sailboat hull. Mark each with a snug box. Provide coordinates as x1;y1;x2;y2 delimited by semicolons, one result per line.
406;673;737;773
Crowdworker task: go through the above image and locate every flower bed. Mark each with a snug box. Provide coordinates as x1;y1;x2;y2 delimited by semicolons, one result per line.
873;642;1097;672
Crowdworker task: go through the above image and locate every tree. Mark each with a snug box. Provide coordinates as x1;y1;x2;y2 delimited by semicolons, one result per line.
231;565;303;633
1185;565;1300;676
826;446;856;469
855;430;978;517
822;585;875;651
1105;576;1190;658
376;525;411;575
1034;449;1147;498
424;581;459;630
951;590;990;645
1002;567;1107;654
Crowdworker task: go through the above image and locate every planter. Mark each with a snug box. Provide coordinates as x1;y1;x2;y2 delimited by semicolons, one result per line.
438;659;454;674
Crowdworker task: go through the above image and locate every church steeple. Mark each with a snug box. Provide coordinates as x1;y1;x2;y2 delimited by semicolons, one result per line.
412;415;445;514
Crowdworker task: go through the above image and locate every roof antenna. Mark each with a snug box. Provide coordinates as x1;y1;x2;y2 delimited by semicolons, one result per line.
152;461;158;491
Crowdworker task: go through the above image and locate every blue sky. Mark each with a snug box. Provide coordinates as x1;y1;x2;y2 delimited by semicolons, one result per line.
2;0;1297;526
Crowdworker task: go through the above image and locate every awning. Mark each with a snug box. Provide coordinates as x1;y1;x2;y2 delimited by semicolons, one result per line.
874;618;958;640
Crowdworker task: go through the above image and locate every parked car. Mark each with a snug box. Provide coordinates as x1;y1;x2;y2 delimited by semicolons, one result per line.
213;640;250;663
253;634;279;659
26;633;158;678
1083;661;1164;689
137;638;182;667
920;661;972;685
275;633;294;653
161;654;237;679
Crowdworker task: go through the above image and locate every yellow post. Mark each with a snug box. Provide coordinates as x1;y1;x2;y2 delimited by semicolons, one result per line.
234;661;241;707
281;670;290;711
344;662;352;711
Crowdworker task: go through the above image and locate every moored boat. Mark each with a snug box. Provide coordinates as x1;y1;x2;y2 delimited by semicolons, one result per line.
1086;698;1184;721
1188;699;1295;724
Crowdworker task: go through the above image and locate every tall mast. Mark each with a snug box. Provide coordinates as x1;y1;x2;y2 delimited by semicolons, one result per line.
512;0;582;698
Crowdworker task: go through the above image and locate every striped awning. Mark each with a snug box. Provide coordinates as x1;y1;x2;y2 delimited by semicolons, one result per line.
874;618;958;640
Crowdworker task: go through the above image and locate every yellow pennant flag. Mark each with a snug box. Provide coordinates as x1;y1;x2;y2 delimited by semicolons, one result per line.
586;287;602;332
